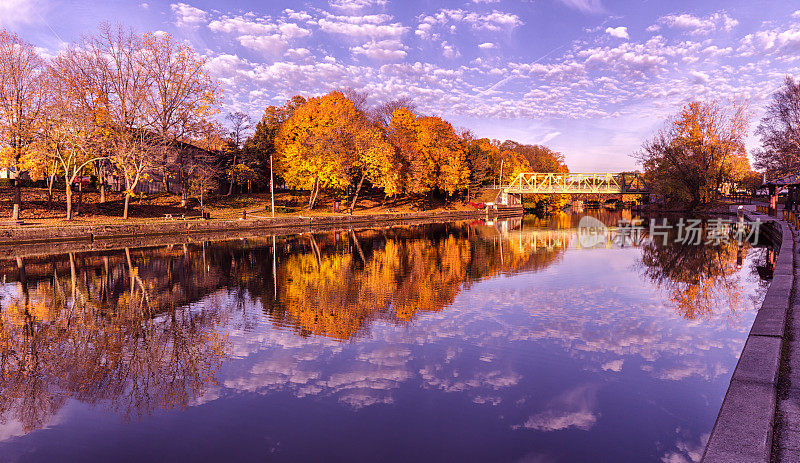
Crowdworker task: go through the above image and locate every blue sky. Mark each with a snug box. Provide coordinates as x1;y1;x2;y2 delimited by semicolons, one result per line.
2;0;800;171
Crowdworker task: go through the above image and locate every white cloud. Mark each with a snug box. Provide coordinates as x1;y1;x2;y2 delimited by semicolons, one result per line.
319;13;407;39
207;14;310;56
209;16;277;35
285;47;312;60
351;39;408;61
601;359;623;371
170;2;207;28
205;53;247;77
741;27;800;54
478;42;495;49
442;41;460;59
416;9;523;40
537;131;562;144
0;0;38;27
329;0;387;11
655;12;738;35
605;26;629;39
558;0;605;14
279;22;312;39
689;70;709;83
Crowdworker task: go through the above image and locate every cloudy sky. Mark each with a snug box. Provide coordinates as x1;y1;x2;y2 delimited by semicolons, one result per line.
2;0;799;171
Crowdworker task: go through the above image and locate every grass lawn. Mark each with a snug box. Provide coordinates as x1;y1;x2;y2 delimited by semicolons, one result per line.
0;187;492;228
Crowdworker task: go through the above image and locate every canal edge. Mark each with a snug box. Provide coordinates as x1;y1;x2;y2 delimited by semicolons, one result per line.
703;213;794;462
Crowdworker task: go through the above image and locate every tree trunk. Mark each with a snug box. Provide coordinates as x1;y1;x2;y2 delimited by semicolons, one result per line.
227;154;236;196
11;179;20;221
200;181;205;218
162;164;170;194
123;192;131;220
66;184;73;220
308;176;320;210
76;181;83;216
100;181;106;203
348;173;366;215
180;168;187;208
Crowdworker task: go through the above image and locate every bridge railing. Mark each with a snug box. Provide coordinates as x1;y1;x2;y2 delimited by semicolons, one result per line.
501;172;648;194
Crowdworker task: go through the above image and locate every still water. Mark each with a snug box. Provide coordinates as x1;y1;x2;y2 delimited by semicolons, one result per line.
0;212;770;462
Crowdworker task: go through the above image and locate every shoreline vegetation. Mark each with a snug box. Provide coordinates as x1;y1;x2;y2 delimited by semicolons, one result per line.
0;26;570;225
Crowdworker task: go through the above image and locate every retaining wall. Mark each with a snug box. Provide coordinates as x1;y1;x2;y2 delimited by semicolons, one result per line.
703;215;793;462
0;207;522;259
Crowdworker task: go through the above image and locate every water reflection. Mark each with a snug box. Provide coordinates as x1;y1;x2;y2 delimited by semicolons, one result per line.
0;250;229;436
639;224;762;322
0;214;772;462
210;222;567;339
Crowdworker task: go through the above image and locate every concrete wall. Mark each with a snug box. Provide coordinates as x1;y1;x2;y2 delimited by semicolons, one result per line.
703;214;793;462
0;207;523;257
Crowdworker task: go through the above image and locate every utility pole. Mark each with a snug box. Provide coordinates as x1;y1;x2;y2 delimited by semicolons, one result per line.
270;153;275;218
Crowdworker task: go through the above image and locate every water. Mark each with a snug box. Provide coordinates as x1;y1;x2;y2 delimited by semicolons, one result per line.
0;212;771;462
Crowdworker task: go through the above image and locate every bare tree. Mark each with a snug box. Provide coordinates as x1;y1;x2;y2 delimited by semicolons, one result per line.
372;97;416;127
58;24;154;220
226;111;251;149
140;31;220;196
0;29;47;221
341;87;369;115
754;76;800;177
225;111;251;195
38;69;107;220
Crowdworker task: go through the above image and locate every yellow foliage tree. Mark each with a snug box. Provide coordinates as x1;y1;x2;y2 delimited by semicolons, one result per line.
276;91;398;210
416;116;470;195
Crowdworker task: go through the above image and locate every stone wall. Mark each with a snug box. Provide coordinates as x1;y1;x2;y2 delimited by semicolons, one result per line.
703;213;793;462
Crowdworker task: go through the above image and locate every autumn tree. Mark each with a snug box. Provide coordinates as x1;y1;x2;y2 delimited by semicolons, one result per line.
386;107;423;194
244;96;306;184
275;91;398;210
18;144;60;209
38;69;107;220
224;111;251;195
385;108;470;198
373;97;416;127
636;100;750;209
0;29;47;221
754;76;800;178
140;31;220;196
502;142;567;173
416;115;469;195
54;24;154;220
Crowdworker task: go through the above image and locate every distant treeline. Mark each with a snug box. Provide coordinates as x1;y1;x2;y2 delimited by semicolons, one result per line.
239;90;569;211
0;23;568;219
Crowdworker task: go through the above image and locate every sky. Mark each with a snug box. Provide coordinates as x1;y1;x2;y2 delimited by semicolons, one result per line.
2;0;800;171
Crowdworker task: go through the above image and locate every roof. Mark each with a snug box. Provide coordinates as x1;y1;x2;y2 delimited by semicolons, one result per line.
766;173;800;186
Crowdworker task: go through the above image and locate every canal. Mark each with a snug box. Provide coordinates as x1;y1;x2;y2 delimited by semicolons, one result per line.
0;212;770;462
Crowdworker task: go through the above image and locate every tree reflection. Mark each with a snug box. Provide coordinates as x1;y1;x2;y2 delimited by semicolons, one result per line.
206;221;568;340
638;225;759;321
0;220;568;435
0;250;230;435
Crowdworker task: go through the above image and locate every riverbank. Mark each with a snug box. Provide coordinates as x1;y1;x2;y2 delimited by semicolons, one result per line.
703;210;794;462
0;206;522;256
